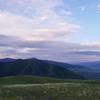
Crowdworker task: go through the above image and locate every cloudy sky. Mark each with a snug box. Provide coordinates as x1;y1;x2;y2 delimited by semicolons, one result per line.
0;0;100;63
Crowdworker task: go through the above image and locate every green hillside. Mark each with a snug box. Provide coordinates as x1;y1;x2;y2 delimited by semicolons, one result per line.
0;76;67;85
0;75;99;85
0;76;99;100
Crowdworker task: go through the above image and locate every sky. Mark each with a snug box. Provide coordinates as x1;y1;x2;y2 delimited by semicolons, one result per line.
0;0;100;63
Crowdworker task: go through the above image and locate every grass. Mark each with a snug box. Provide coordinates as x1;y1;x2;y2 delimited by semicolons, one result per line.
0;76;100;100
0;75;100;85
0;83;100;100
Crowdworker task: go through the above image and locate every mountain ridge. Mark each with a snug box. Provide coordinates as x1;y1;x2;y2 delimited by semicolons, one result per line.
0;58;84;79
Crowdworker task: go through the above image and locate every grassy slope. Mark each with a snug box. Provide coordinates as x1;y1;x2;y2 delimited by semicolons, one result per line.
0;76;100;100
0;75;68;85
0;75;100;85
0;83;100;100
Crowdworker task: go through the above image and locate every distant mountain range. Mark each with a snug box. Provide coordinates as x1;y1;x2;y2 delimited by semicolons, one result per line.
0;58;100;80
0;58;16;62
78;61;100;70
45;60;100;80
0;58;83;79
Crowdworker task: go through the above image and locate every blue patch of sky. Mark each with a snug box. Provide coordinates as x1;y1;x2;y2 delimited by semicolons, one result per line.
62;0;100;43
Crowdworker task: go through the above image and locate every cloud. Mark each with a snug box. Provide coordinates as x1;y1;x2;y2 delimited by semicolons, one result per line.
1;35;100;51
0;34;23;47
0;0;99;63
80;6;86;11
0;0;80;41
97;4;100;13
0;35;100;63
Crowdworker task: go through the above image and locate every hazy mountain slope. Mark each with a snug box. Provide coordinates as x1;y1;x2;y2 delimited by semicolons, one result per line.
44;60;100;80
78;61;100;70
44;60;90;71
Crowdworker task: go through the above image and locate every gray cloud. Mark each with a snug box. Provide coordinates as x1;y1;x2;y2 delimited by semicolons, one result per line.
1;35;100;51
0;35;100;63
